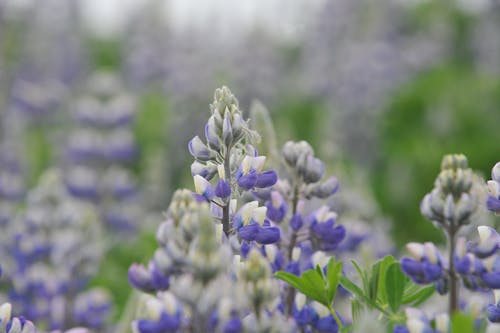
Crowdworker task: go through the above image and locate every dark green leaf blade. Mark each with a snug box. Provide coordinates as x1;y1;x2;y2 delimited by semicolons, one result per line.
385;263;405;313
326;258;343;305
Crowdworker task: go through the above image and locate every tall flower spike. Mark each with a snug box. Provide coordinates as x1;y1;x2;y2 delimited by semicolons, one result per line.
409;154;482;316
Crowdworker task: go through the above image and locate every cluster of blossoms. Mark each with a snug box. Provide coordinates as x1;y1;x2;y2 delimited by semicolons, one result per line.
398;155;500;330
129;87;348;332
1;170;110;331
63;72;141;234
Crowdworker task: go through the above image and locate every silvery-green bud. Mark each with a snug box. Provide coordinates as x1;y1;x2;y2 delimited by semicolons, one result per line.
443;194;455;223
492;162;500;182
232;113;245;141
441;154;468;170
205;116;221;151
297;154;325;184
455;193;475;224
188;136;216;161
282;141;313;167
191;161;218;180
223;109;233;146
421;154;480;228
429;189;444;221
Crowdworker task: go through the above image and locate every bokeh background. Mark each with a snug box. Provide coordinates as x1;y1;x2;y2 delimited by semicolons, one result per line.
1;0;500;323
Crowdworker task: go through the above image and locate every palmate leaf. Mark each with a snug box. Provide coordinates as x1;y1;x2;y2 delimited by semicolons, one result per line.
275;269;329;307
275;257;343;308
339;275;390;316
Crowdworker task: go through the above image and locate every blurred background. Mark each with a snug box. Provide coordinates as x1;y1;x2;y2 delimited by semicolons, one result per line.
1;0;500;324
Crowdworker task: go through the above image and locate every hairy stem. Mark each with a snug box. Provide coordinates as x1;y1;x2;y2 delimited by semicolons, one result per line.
285;183;300;316
222;147;232;237
448;226;459;316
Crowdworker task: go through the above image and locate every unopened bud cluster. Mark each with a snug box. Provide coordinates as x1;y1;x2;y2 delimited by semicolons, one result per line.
420;154;479;228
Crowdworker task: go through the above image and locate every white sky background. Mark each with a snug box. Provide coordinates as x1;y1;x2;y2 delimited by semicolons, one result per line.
80;0;325;40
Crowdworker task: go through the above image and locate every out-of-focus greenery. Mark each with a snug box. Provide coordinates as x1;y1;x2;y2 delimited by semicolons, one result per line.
375;64;500;245
89;230;157;320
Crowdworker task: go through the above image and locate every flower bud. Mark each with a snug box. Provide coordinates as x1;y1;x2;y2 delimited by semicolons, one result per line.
204;116;221;151
441;154;468;170
493;162;500;182
188;136;215;161
474;226;500;258
223;109;233;146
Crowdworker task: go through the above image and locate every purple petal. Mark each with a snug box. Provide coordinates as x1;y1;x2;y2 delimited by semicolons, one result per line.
255;170;278;188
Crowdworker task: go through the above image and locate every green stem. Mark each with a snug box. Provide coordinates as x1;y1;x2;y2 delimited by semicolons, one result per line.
221;147;232;236
329;306;343;330
448;226;459;316
285;183;300;316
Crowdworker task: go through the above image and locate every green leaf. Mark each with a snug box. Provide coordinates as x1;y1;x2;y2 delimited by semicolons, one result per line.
385;263;405;313
351;259;370;295
350;298;364;324
451;313;474;333
369;260;381;301
302;270;330;306
377;256;397;304
326;258;343;305
316;264;325;279
275;269;329;307
339;275;390;316
402;285;435;306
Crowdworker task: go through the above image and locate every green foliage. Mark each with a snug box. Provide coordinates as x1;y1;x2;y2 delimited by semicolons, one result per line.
273;98;325;149
339;256;435;327
89;230;157;320
275;257;343;309
86;38;122;69
375;64;500;245
451;313;475;333
133;91;169;175
24;126;52;187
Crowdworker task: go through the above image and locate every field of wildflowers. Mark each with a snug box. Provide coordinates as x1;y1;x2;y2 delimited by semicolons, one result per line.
1;0;500;332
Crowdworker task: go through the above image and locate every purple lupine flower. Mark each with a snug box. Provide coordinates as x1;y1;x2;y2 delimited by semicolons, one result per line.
310;302;339;333
128;263;157;293
73;289;112;329
222;317;242;333
193;175;214;201
393;326;410;333
265;191;288;223
292;293;316;327
0;303;37;333
215;179;231;199
475;256;500;289
188;136;215;162
134;309;182;333
255;170;278;188
309;206;346;251
237;171;258;190
133;293;183;333
454;237;473;275
401;242;444;285
290;213;303;231
487;162;500;214
236;156;276;191
473;226;500;258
